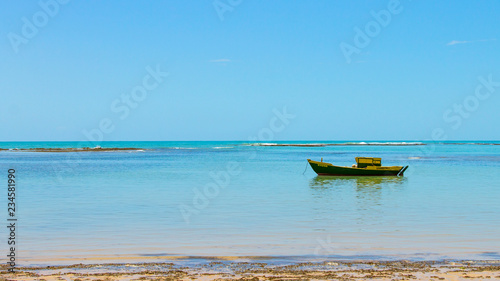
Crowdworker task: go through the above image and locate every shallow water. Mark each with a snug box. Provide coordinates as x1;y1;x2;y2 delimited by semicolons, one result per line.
1;141;499;265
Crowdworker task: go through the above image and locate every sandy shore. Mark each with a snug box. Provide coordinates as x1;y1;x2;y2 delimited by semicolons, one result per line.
2;260;500;281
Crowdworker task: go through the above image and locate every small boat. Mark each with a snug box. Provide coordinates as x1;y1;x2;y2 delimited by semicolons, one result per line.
307;157;408;176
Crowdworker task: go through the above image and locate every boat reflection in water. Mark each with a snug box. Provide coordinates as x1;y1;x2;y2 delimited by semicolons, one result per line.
310;176;407;190
309;176;408;221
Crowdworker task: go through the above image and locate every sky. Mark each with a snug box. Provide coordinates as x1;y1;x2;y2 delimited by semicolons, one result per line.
1;0;499;141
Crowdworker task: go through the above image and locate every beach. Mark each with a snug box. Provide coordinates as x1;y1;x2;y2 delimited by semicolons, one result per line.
2;259;500;280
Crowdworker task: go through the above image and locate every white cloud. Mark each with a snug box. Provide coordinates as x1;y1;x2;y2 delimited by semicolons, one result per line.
446;39;496;46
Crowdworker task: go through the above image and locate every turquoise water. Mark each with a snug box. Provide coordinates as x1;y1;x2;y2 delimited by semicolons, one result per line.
1;141;500;265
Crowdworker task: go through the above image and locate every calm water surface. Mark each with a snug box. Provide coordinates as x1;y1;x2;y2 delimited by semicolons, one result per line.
1;141;499;265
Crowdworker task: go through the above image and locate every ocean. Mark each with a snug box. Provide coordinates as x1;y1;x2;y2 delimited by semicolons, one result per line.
1;141;499;266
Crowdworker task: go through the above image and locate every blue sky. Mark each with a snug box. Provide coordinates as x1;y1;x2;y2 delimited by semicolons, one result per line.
1;0;499;141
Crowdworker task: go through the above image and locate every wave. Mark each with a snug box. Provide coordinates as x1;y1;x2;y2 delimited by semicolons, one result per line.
343;142;425;146
447;142;500;145
243;142;425;147
242;143;279;146
166;146;234;150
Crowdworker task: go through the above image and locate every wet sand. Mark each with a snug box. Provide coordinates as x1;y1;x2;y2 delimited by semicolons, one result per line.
2;260;500;281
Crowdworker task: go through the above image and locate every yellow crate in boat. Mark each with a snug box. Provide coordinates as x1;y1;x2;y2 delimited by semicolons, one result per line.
355;157;382;168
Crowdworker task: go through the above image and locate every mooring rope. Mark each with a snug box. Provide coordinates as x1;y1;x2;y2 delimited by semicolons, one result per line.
302;161;309;175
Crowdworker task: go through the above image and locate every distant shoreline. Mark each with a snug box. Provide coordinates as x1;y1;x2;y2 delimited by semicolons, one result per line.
0;147;145;152
245;142;499;147
2;141;500;151
245;142;426;147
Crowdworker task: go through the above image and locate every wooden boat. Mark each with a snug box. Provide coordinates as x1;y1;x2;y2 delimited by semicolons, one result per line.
307;157;408;176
